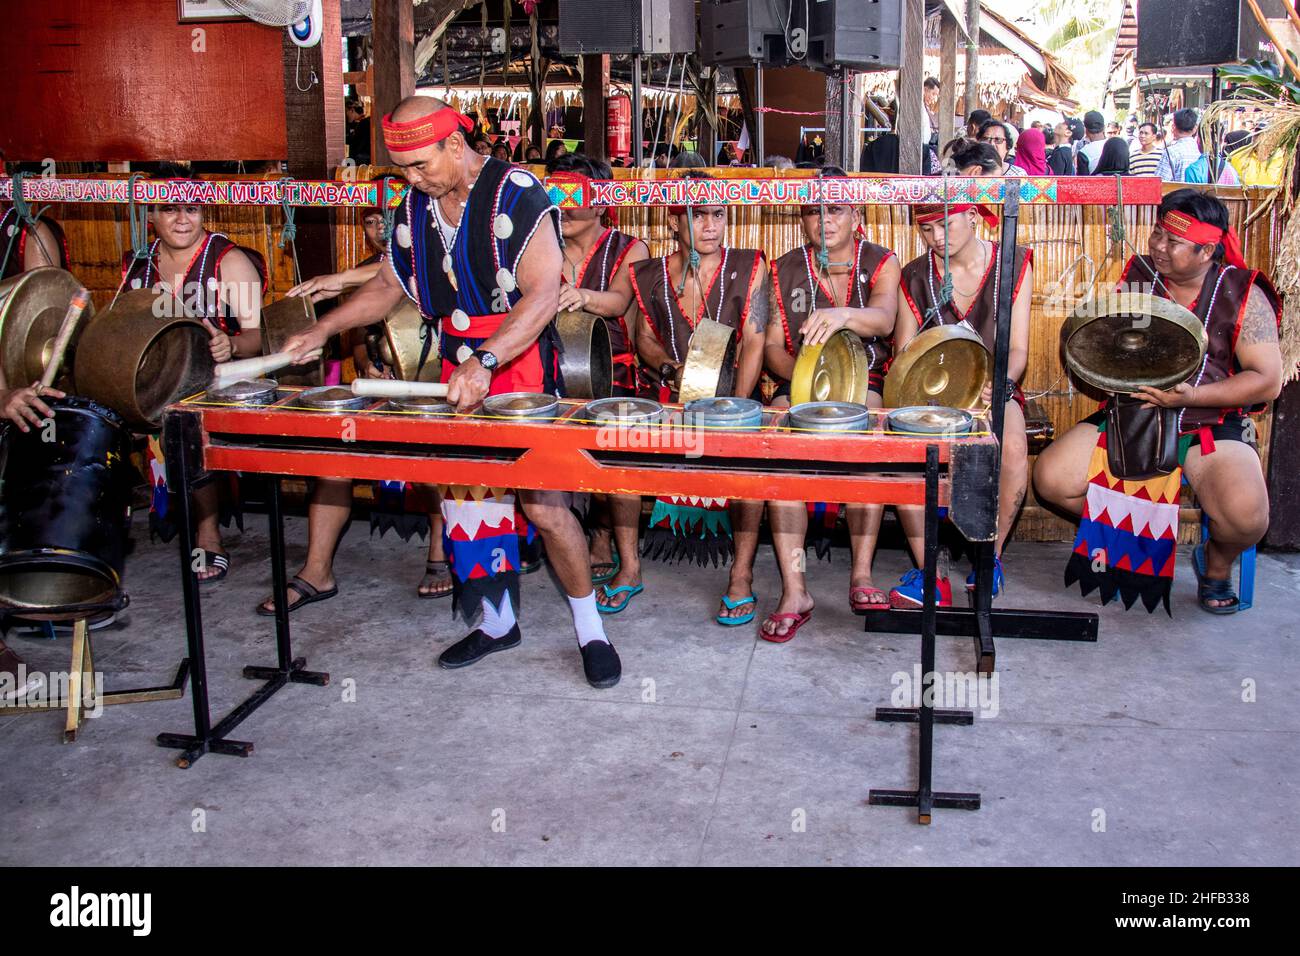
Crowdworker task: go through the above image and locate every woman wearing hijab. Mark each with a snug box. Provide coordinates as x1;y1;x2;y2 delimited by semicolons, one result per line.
1090;137;1130;176
1012;127;1049;176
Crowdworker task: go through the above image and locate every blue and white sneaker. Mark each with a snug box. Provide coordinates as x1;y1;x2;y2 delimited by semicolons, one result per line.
889;568;953;608
965;556;1006;597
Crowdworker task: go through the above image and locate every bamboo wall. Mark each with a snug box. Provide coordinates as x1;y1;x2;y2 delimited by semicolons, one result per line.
46;170;1282;543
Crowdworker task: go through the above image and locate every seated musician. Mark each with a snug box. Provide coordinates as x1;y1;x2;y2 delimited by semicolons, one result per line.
545;152;651;610
282;95;623;689
122;182;267;581
892;202;1033;606
760;168;900;641
256;199;453;613
1034;190;1282;614
629;173;769;626
0;201;71;700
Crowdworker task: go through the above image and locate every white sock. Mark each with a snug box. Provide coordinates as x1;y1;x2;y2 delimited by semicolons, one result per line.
480;593;517;639
568;591;608;647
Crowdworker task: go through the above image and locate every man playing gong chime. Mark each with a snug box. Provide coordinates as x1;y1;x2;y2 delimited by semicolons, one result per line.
893;201;1034;606
760;167;900;641
122;184;267;580
282;95;622;688
1035;190;1282;615
545;152;650;613
628;173;770;627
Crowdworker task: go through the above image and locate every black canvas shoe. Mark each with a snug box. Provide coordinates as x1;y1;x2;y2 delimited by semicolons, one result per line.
579;639;621;689
437;625;521;669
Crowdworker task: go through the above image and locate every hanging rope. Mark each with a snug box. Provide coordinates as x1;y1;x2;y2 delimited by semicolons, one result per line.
924;169;955;325
1;173;56;276
378;175;400;246
278;176;303;284
677;202;700;294
126;173;152;262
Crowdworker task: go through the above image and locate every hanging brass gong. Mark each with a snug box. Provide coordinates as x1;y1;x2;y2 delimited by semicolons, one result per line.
883;323;990;409
260;295;323;386
678;318;738;403
1063;292;1207;393
555;309;613;399
0;267;92;391
378;299;440;382
790;329;870;405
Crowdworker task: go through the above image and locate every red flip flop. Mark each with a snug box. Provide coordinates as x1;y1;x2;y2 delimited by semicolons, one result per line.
850;585;890;612
759;610;813;644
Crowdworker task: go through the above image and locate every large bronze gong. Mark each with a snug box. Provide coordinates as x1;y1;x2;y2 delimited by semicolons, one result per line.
74;289;215;430
555;309;613;399
0;267;92;390
1063;292;1207;393
790;329;870;405
377;299;440;382
260;295;323;386
678;318;738;403
884;324;990;409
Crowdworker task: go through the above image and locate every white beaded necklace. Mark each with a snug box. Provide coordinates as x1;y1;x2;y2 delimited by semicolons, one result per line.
1176;265;1231;432
662;247;728;361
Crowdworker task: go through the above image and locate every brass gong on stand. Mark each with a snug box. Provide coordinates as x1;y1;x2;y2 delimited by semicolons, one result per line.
678;318;738;403
884;323;990;409
0;267;92;392
376;299;440;383
790;329;870;405
555;309;613;399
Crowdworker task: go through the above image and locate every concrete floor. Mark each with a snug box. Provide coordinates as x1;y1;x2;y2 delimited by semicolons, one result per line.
2;510;1297;866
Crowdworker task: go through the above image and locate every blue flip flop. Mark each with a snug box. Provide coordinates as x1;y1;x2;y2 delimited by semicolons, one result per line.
716;593;757;627
597;582;643;614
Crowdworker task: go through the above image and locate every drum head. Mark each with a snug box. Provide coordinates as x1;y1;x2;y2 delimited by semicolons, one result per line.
1063;292;1208;393
883;323;990;409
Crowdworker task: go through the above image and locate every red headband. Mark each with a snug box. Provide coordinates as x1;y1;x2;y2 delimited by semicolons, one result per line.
1160;210;1246;269
913;203;999;229
381;108;474;151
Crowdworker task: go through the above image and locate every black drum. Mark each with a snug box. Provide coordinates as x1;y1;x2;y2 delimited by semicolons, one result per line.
0;396;134;615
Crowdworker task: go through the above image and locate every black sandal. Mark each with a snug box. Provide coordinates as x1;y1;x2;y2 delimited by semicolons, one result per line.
197;550;230;583
418;559;454;599
1192;543;1240;615
255;575;339;616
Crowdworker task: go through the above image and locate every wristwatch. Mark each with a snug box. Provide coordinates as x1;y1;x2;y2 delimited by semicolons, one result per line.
470;348;499;371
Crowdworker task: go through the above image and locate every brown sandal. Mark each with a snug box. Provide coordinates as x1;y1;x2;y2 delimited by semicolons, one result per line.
418;559;453;599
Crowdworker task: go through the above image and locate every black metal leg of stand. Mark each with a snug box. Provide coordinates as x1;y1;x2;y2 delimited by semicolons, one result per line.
242;477;328;687
870;445;981;824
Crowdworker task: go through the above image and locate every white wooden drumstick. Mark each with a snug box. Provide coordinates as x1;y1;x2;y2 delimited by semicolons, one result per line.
350;379;450;398
212;351;306;387
37;288;92;391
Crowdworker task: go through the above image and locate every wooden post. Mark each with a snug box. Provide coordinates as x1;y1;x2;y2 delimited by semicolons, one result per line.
825;72;844;170
282;0;344;284
965;0;980;125
582;54;609;162
372;0;415;168
529;12;546;151
939;8;958;145
897;0;926;174
1266;384;1300;549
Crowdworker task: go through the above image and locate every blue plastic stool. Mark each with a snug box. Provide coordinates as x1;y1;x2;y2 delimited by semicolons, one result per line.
1200;511;1255;611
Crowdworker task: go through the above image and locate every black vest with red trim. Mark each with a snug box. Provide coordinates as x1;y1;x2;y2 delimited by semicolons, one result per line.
120;232;267;335
772;239;894;383
387;157;562;391
572;227;643;390
2;207;70;279
900;244;1032;355
1117;255;1282;431
629;247;765;364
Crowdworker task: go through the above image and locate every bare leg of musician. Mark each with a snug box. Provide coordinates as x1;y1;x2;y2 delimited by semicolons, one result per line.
521;489;621;687
761;500;815;639
419;491;452;598
894;506;928;567
595;495;644;609
1182;441;1269;607
258;478;350;612
847;504;887;604
721;500;763;621
996;401;1030;558
1030;420;1100;518
192;482;225;581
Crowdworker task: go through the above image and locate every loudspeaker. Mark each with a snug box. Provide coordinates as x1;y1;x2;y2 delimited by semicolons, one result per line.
558;0;696;55
1136;0;1287;69
809;0;903;71
700;0;903;71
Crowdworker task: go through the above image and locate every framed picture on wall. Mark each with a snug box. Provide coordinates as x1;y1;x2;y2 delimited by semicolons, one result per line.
177;0;243;22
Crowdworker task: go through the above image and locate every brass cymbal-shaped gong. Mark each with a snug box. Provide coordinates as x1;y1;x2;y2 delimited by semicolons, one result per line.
1063;292;1207;393
678;318;738;403
555;309;613;399
379;299;440;382
790;329;870;405
261;295;323;386
884;323;990;409
0;267;92;390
